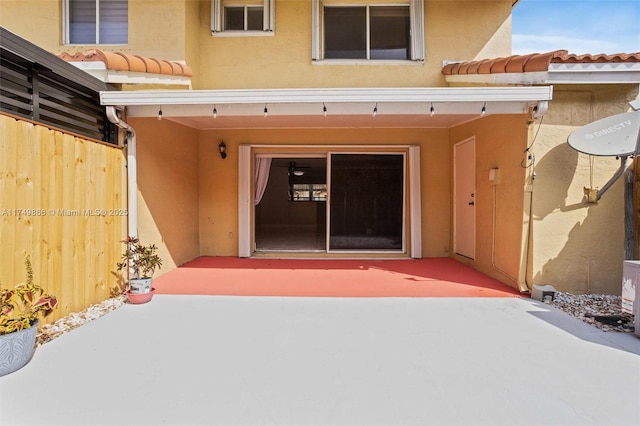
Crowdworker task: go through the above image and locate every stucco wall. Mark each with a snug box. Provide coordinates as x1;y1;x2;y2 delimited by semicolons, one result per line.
0;0;190;61
427;0;512;61
450;114;530;290
0;0;513;89
0;1;62;47
128;0;189;60
130;118;201;275
197;127;451;258
531;84;639;295
185;0;203;89
196;0;513;89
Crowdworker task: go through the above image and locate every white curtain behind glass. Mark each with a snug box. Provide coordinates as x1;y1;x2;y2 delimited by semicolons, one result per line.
254;157;272;205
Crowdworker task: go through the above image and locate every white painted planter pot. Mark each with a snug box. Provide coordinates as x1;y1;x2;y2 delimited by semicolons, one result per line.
129;278;153;294
0;319;39;377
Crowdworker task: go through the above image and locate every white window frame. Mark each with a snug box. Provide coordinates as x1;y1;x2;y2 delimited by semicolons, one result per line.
211;0;275;36
223;5;264;31
311;0;424;63
63;0;128;45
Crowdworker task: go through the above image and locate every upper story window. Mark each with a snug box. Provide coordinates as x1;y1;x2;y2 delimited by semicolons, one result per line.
312;0;424;62
324;6;410;60
212;0;275;35
64;0;128;45
224;5;264;31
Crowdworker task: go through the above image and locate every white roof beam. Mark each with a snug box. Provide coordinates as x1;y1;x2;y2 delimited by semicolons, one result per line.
100;86;553;107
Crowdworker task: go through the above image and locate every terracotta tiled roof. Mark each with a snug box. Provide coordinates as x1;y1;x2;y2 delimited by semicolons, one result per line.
442;50;640;75
58;49;193;77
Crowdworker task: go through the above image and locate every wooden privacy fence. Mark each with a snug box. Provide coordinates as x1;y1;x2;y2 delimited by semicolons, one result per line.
0;114;127;324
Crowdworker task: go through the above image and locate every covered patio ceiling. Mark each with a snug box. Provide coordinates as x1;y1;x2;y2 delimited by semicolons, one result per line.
100;86;553;130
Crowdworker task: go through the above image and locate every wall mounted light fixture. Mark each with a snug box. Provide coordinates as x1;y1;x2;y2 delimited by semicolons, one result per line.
481;102;487;117
372;103;378;117
157;108;163;120
323;103;327;117
263;104;268;118
218;141;227;159
213;105;218;118
430;102;435;116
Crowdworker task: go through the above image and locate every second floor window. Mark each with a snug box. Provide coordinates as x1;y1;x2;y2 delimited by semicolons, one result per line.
65;0;128;44
212;0;275;35
224;5;264;31
312;0;424;62
324;6;410;60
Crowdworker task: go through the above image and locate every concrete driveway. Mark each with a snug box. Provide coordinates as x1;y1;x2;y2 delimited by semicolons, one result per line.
1;295;639;425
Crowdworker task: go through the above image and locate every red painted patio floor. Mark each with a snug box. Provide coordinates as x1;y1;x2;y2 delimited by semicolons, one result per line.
153;257;524;298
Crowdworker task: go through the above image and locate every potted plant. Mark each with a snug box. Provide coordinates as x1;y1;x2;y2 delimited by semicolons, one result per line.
0;256;57;376
117;236;163;303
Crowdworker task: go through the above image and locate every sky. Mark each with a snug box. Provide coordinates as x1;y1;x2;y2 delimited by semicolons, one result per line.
512;0;640;55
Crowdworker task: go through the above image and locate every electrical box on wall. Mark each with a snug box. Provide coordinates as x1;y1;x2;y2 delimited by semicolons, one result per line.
489;168;499;184
622;261;640;336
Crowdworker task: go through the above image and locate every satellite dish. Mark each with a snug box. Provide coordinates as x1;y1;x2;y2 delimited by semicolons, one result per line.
567;110;640;156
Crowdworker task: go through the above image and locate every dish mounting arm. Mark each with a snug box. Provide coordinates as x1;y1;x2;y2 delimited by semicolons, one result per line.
591;155;630;202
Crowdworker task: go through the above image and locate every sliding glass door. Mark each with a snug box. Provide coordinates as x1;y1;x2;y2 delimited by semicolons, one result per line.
328;153;404;251
254;157;327;252
241;147;410;256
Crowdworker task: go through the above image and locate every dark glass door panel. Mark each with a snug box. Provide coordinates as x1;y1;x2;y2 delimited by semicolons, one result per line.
329;154;403;250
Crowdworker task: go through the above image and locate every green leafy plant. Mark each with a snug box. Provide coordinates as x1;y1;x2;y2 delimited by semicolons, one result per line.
0;256;58;335
116;236;163;279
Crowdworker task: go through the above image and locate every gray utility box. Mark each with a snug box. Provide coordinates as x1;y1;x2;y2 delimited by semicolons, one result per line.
622;261;640;337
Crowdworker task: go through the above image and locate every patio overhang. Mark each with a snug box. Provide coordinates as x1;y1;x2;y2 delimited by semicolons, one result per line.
100;86;553;129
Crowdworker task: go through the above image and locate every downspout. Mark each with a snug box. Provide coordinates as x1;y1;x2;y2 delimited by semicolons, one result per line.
504;104;548;294
519;173;534;293
517;103;553;293
514;102;549;293
106;106;137;239
498;163;534;294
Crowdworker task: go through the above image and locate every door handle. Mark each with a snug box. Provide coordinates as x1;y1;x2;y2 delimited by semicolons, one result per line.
468;201;475;206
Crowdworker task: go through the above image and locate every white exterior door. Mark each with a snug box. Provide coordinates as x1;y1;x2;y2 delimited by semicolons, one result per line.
454;138;475;259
